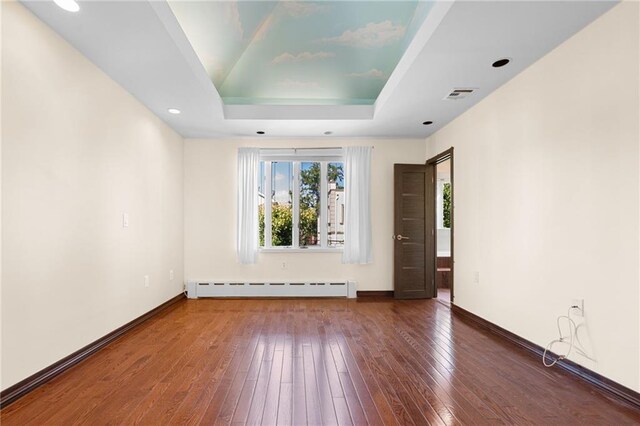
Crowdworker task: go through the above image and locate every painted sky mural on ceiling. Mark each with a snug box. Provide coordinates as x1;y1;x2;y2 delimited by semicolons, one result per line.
168;1;433;105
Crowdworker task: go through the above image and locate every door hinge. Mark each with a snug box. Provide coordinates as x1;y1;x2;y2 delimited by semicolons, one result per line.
431;229;434;236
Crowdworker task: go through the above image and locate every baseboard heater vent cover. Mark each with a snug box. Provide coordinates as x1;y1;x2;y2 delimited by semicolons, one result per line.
186;280;356;298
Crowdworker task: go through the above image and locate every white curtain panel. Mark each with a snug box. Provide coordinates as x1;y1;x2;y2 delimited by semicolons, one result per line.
342;146;373;264
237;147;260;264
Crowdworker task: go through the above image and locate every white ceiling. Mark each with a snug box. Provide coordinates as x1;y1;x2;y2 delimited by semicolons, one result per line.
20;0;616;139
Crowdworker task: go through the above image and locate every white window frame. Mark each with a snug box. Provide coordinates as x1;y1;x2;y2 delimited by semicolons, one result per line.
259;148;344;252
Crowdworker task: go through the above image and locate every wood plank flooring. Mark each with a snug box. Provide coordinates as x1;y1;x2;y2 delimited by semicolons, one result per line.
2;297;639;425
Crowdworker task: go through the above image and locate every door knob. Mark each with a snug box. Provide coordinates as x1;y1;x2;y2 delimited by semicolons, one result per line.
394;234;410;240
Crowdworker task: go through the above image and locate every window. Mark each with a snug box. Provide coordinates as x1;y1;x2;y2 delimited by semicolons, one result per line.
327;162;345;247
258;149;344;250
300;162;320;247
270;161;293;247
442;182;451;228
436;179;451;230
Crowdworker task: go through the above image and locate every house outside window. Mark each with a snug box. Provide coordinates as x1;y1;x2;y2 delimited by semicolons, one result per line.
327;179;345;246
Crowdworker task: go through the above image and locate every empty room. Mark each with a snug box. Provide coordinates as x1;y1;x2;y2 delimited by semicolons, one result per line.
1;0;639;424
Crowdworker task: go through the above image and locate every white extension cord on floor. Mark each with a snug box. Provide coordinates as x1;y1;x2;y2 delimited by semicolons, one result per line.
542;305;592;368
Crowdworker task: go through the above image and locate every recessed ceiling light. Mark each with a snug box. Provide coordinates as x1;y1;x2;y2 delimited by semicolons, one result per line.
53;0;80;12
167;108;181;114
492;58;510;68
256;131;265;135
324;131;333;135
422;121;433;125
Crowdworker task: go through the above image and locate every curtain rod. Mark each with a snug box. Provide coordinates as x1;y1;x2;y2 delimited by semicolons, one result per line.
259;147;374;151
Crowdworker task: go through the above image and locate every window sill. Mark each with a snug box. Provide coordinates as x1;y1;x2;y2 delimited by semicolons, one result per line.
260;247;343;253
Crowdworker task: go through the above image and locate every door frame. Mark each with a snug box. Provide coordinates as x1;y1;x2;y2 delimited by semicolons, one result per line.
427;147;454;303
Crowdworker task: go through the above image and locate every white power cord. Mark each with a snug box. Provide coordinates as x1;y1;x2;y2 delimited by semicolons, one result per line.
542;305;591;368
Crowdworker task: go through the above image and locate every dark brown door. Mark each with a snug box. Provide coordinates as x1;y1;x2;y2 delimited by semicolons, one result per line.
393;163;435;299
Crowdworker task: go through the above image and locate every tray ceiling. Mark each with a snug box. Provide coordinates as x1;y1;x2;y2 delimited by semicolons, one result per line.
168;1;434;106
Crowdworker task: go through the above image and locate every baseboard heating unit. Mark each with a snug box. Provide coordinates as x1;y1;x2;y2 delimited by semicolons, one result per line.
186;280;357;299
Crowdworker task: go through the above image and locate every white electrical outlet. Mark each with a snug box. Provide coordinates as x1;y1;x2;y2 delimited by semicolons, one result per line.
122;213;129;228
281;262;287;270
169;269;174;281
144;275;149;288
571;298;584;316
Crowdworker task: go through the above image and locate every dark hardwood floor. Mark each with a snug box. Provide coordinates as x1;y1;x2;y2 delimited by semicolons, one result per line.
2;298;639;425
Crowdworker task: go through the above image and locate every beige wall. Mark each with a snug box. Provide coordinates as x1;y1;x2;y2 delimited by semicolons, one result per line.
1;2;184;390
426;2;640;391
184;138;425;290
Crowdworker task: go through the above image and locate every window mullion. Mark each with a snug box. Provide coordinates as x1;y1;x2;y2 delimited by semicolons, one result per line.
293;162;300;248
320;162;328;249
265;161;272;248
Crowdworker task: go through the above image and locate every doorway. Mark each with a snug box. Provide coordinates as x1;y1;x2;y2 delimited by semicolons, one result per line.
428;148;454;304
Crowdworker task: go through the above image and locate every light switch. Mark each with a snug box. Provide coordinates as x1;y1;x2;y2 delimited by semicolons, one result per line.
169;270;174;281
123;213;129;228
144;275;149;288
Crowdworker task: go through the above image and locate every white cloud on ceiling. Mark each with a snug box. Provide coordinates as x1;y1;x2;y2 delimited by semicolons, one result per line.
281;1;327;18
272;51;335;64
322;21;406;48
346;68;387;79
253;1;327;43
226;2;243;39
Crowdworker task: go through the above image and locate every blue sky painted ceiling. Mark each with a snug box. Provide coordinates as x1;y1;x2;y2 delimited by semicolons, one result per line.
168;1;433;105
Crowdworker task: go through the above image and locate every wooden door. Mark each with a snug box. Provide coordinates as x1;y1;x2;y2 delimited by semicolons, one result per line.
393;163;435;299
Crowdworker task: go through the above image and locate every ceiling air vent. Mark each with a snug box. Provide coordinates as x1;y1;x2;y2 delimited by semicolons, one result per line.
444;88;476;100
